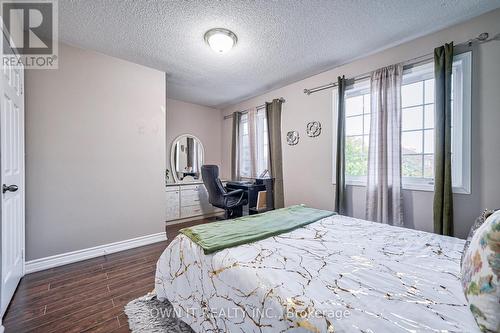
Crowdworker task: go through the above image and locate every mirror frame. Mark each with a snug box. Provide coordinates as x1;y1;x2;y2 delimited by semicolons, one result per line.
170;134;205;183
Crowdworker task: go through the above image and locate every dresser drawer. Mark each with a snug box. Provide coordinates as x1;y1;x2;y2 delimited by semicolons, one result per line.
166;190;180;221
166;188;180;197
166;185;180;192
166;191;180;204
181;194;201;206
167;183;217;220
181;185;205;196
180;189;200;199
181;184;202;191
181;205;203;218
166;205;180;220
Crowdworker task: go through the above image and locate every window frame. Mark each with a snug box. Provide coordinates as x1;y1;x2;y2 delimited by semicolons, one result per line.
337;79;371;185
238;107;270;179
332;51;471;194
400;61;435;190
332;80;370;186
401;52;471;193
239;113;252;178
452;51;471;194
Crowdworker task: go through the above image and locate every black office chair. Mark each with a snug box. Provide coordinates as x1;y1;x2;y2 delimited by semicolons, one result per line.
201;165;247;219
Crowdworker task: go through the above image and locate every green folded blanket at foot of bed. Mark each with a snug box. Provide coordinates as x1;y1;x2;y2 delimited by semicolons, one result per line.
179;205;336;254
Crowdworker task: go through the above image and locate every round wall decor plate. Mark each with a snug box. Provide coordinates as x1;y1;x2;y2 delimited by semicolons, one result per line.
286;131;299;145
306;121;321;137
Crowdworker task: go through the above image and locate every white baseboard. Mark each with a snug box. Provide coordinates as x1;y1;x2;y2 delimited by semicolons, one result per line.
25;232;167;274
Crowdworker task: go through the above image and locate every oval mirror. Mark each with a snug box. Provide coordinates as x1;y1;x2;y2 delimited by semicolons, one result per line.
170;134;204;183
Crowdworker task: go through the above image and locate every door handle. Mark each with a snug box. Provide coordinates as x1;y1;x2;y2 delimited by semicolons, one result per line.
3;184;18;193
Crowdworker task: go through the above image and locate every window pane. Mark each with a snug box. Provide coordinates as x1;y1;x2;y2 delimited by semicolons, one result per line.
424;154;434;178
346;115;363;136
363;114;371;132
363;94;371;115
424;129;434;154
402;106;423;131
402;81;423;108
239;110;270;178
346;95;364;116
363;135;370;153
424;104;434;128
403;155;423;177
346;154;368;177
402;131;423;154
424;79;434;104
346;136;367;176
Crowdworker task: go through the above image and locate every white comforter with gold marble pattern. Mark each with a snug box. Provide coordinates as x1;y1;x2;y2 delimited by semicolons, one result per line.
155;214;479;332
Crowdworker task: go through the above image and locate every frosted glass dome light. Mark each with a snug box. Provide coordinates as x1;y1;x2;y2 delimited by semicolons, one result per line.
204;28;237;54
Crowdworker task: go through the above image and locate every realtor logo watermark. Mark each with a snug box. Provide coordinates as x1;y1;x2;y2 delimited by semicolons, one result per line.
1;0;58;69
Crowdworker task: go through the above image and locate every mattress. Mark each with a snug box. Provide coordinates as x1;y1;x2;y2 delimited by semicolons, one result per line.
155;214;479;332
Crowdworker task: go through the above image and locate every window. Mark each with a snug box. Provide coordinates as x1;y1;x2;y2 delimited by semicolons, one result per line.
343;80;371;184
401;62;436;187
239;108;269;178
240;113;251;176
334;52;471;193
401;52;471;193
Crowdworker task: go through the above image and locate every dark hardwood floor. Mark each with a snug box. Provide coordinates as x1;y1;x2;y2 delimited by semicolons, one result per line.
3;218;210;333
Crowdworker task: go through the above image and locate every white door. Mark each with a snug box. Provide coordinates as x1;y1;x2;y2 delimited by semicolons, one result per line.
0;32;25;318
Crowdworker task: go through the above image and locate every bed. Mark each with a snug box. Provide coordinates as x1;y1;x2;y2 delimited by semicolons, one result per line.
155;213;479;332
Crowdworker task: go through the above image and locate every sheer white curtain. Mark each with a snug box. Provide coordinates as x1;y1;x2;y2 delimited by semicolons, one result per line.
239;108;269;178
366;64;403;226
247;109;257;175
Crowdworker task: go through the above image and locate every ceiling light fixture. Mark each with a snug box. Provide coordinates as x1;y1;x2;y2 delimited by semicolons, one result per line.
204;28;237;54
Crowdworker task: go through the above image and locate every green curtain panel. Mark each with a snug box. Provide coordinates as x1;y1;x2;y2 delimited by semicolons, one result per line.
231;111;242;181
335;76;346;214
266;99;285;209
433;43;454;236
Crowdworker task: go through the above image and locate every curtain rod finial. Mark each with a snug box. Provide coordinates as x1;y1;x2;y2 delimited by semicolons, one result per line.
303;89;310;95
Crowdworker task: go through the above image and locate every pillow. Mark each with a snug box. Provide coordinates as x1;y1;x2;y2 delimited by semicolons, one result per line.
461;210;500;332
461;209;495;267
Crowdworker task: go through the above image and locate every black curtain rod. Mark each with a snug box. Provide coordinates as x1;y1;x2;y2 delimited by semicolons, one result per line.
223;97;285;120
303;32;498;96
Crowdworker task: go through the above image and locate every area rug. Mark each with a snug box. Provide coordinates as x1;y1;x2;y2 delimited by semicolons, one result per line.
124;292;194;333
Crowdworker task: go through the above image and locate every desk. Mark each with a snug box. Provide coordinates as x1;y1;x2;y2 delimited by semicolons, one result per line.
226;179;273;214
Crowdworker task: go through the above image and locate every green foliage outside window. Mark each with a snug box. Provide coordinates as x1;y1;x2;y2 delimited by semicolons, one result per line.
402;155;422;177
346;137;427;178
345;137;367;177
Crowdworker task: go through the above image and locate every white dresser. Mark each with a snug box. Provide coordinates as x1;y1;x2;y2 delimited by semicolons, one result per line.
166;182;223;223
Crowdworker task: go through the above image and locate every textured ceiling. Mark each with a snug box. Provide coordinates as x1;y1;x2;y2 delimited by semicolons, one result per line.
58;0;500;108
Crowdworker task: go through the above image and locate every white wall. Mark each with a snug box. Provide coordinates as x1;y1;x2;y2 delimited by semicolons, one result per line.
25;43;166;260
166;98;223;179
221;9;500;238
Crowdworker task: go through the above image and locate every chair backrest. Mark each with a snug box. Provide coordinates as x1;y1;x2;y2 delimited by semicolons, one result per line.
201;165;226;208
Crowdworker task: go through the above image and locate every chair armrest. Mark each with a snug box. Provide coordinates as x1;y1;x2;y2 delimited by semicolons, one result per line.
223;189;245;208
222;189;244;197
